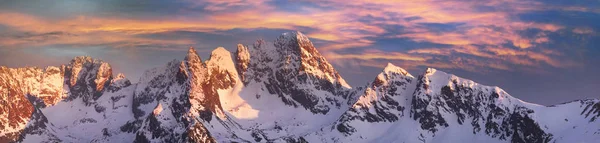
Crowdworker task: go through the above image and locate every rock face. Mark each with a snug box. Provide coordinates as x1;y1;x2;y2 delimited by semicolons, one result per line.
64;56;114;105
1;31;599;143
238;32;353;114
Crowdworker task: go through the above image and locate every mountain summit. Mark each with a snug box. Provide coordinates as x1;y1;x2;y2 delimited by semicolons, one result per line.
1;32;599;143
274;31;350;88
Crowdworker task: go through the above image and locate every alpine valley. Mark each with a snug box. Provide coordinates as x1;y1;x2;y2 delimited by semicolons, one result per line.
1;32;599;143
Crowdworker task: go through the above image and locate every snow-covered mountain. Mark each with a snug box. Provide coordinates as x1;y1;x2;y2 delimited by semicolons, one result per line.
1;31;599;143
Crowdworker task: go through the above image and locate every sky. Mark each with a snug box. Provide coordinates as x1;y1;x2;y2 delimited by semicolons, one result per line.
0;0;599;105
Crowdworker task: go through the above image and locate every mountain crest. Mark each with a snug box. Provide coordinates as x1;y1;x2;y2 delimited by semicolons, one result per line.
235;44;250;82
209;47;231;59
185;47;202;63
383;63;412;77
373;63;413;87
205;47;239;90
274;31;350;88
67;56;109;87
64;56;113;105
275;31;313;52
183;47;207;92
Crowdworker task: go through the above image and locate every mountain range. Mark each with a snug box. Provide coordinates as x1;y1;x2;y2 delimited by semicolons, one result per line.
1;32;599;143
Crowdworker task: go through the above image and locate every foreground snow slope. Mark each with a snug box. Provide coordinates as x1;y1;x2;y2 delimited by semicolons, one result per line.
1;31;599;143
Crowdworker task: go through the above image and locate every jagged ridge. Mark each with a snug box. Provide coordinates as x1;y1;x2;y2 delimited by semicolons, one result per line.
0;31;598;143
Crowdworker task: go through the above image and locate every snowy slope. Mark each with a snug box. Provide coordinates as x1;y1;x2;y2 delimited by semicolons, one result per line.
1;31;599;143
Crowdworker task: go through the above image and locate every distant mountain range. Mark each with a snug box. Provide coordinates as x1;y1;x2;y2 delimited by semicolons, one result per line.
1;32;599;143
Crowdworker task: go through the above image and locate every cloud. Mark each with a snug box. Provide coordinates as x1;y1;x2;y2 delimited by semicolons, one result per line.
0;0;596;77
323;49;429;62
573;27;595;35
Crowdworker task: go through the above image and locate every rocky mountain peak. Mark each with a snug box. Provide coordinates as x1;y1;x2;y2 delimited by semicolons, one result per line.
372;63;413;88
424;67;437;75
235;44;250;82
273;31;350;88
383;63;410;76
167;47;227;122
67;56;93;86
274;31;312;51
205;47;238;90
207;47;234;67
64;56;113;105
183;47;207;90
185;47;202;64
